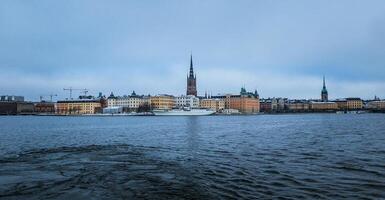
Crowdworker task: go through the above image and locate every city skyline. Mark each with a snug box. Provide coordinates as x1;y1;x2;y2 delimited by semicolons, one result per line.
1;0;385;101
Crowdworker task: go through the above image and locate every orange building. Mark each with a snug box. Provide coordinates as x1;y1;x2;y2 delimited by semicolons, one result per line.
211;87;260;113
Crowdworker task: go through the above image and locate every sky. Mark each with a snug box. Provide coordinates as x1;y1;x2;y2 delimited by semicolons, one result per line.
1;0;385;101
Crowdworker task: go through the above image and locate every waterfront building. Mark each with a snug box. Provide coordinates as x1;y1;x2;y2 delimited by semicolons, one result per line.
186;55;197;96
0;101;34;115
286;100;310;112
150;95;175;110
321;76;328;102
367;100;385;111
271;97;286;111
200;98;225;112
56;98;102;115
310;101;338;111
211;87;259;113
259;98;287;113
175;95;200;108
34;102;55;113
334;98;363;110
107;91;150;112
259;99;272;113
128;91;148;109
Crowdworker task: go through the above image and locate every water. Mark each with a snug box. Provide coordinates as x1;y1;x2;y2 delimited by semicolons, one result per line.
1;114;385;199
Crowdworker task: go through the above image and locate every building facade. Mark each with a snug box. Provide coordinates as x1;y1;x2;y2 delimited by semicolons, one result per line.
34;102;55;113
150;95;175;110
367;100;385;111
0;102;34;115
0;95;33;115
211;87;260;113
200;98;225;112
286;100;310;112
175;95;200;108
335;98;363;110
310;101;338;111
107;91;150;112
56;99;102;115
186;55;197;96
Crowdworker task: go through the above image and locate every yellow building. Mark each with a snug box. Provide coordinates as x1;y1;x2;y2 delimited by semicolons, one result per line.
335;98;363;110
150;95;175;110
310;102;338;111
56;100;102;115
200;98;225;112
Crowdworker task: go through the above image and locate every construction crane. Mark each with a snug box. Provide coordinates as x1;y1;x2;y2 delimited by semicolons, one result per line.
39;94;58;102
63;88;89;99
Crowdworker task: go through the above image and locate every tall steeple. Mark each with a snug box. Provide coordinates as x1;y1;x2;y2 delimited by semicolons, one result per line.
189;54;194;78
323;75;326;89
186;54;197;96
321;75;328;102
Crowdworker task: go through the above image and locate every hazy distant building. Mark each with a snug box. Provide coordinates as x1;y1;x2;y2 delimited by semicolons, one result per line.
321;76;328;102
0;95;24;102
186;55;197;96
367;100;385;111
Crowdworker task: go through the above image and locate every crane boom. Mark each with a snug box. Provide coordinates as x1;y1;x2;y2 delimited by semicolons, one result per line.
39;94;57;102
63;87;89;99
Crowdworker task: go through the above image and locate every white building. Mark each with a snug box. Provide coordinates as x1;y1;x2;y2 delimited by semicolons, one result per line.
107;91;150;111
174;95;200;108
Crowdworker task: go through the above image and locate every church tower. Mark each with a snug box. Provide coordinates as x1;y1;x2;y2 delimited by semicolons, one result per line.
321;75;328;102
186;55;197;96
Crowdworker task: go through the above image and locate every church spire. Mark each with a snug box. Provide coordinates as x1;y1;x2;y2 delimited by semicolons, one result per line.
189;54;194;78
323;75;326;89
186;54;197;96
321;75;328;102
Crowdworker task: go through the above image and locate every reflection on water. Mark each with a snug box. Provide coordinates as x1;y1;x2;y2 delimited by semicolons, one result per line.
1;114;385;199
185;117;199;160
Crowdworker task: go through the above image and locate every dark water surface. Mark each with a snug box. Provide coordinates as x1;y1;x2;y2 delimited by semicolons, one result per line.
1;114;385;199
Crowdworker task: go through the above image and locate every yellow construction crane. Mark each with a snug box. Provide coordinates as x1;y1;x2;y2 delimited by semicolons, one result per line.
63;87;89;99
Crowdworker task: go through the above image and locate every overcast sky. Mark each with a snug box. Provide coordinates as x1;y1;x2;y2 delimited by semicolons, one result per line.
1;0;385;101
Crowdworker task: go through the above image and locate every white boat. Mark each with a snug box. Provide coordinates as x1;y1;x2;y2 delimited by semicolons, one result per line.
153;108;215;116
